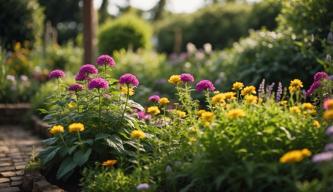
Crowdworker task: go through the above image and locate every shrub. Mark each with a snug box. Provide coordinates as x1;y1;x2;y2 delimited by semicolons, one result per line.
0;0;44;49
98;14;152;54
223;30;322;87
249;0;282;30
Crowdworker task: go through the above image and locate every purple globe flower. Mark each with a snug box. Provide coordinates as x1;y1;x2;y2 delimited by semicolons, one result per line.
119;73;139;87
180;73;195;83
137;111;151;120
314;71;329;82
312;151;333;163
75;73;87;81
68;83;83;92
196;80;215;92
88;78;109;90
96;54;116;67
79;64;98;75
306;81;321;96
149;95;160;102
48;69;65;79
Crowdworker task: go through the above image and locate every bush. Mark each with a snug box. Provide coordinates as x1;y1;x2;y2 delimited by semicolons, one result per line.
223;30;322;87
249;0;282;30
156;2;282;53
277;0;333;41
99;14;152;54
0;0;44;49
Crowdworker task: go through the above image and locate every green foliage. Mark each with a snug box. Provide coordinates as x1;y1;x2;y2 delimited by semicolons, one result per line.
223;30;322;87
44;43;83;72
156;2;282;53
277;0;333;41
99;14;153;54
0;0;44;49
249;0;282;30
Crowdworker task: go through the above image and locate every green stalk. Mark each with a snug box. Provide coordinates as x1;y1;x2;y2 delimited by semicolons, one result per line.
59;133;68;148
120;84;130;125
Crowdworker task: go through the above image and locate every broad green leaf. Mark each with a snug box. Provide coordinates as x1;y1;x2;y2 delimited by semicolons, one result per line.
73;148;92;166
56;157;77;180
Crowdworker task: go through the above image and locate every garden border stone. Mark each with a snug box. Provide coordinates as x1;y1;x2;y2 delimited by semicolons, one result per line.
0;103;31;125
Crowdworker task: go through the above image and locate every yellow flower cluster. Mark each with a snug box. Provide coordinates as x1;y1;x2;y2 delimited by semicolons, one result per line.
232;82;244;91
168;75;181;84
289;106;301;114
324;110;333;120
131;130;145;139
323;99;333;120
241;86;256;96
175;110;186;118
279;148;311;164
159;97;170;105
147;106;160;115
49;125;64;135
200;111;214;125
212;93;225;105
223;92;236;100
244;95;258;104
288;79;303;93
102;159;117;167
313;120;320;128
197;109;207;117
302;103;316;115
227;109;246;119
68;123;85;133
120;86;134;96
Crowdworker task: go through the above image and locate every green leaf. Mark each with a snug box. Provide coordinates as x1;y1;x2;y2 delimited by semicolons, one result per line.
41;137;58;145
73;148;92;166
95;133;110;140
106;135;125;153
56;157;77;180
40;147;60;165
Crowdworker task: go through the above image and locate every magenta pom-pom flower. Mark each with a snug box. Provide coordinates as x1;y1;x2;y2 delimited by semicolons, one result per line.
75;73;87;81
119;73;139;87
137;111;151;120
79;64;98;75
314;71;329;82
196;80;215;92
48;69;65;79
306;81;321;96
180;73;194;83
68;83;84;92
96;54;116;67
88;78;109;90
149;95;160;102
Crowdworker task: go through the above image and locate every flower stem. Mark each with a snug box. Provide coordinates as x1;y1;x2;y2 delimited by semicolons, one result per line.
120;84;130;125
59;133;68;148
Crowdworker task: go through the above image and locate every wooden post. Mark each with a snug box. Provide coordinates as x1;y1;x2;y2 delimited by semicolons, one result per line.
83;0;97;64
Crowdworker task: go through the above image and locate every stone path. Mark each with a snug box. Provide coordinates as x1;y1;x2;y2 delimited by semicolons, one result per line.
0;125;42;192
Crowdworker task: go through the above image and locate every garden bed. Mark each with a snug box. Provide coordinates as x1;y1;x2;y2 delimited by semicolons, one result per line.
0;103;31;125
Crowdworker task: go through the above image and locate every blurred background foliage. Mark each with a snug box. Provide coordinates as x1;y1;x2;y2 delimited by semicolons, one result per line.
0;0;332;105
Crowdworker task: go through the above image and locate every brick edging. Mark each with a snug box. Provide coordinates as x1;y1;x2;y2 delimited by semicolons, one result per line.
21;171;64;192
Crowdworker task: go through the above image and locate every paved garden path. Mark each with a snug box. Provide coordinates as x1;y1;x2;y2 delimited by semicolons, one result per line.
0;125;42;192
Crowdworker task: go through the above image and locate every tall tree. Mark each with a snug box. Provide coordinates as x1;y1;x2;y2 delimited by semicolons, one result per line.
99;0;110;24
152;0;167;21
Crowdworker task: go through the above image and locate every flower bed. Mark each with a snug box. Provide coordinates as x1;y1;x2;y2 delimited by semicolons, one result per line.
34;54;333;191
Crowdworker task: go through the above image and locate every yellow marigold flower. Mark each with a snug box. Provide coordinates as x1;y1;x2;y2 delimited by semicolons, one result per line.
49;125;64;135
241;86;256;96
279;150;305;164
131;130;145;139
289;79;303;93
102;159;117;167
68;102;77;109
168;75;181;85
289;106;301;114
212;93;225;105
200;111;214;123
302;103;315;110
159;97;170;105
227;109;246;119
313;120;320;128
147;106;160;115
301;148;312;157
232;82;244;91
120;86;134;96
197;109;207;117
244;95;258;104
324;110;333;120
223;92;236;100
68;123;85;133
175;110;186;118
